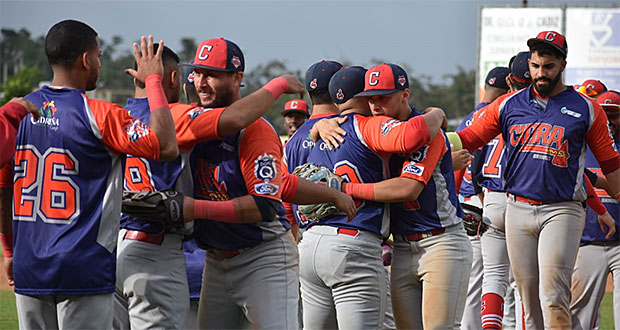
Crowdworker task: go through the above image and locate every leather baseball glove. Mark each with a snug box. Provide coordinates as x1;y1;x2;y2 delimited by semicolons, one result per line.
460;203;487;237
121;190;184;230
292;162;345;221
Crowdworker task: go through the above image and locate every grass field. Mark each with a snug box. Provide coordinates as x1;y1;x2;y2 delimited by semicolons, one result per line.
0;289;616;329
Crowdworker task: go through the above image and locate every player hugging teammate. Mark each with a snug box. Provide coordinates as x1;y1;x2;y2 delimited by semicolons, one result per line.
1;19;619;330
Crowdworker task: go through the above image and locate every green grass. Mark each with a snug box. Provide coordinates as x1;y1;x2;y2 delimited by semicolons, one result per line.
0;289;615;329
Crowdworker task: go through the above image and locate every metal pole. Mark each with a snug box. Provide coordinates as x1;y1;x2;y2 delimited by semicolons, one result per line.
522;0;527;8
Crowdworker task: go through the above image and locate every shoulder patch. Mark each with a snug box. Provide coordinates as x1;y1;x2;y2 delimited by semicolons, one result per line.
380;119;402;135
254;153;277;182
403;162;425;176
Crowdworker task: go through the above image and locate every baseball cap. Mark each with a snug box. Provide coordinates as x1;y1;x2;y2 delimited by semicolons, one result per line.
305;60;343;92
184;60;195;85
183;38;244;72
509;51;532;83
577;79;607;99
597;90;620;113
527;31;568;57
356;63;409;97
328;66;367;104
485;66;510;90
281;99;310;117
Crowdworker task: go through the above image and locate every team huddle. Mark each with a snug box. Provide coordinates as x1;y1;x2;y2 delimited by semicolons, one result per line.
0;19;618;330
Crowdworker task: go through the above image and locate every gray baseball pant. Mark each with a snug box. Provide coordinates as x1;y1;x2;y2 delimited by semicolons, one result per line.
505;198;585;329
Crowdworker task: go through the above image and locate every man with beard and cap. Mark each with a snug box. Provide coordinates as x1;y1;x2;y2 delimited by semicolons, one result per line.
449;31;620;329
281;99;310;139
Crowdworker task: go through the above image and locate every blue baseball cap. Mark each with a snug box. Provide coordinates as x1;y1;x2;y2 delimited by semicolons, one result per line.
305;60;343;92
356;63;409;97
328;66;367;104
184;60;195;85
509;52;531;84
485;66;510;90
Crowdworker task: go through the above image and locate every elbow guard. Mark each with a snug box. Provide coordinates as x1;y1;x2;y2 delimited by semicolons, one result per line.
251;195;280;222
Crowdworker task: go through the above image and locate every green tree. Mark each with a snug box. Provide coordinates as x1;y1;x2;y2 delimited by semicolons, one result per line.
0;66;43;104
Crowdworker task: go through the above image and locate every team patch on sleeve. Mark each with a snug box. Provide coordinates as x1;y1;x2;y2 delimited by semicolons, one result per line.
409;146;429;163
188;107;213;120
380;119;403;135
254;153;279;195
403;162;425;176
124;119;151;142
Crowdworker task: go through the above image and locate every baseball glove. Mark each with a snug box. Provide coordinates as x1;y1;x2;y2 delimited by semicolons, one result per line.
122;190;185;230
292;163;345;221
460;203;487;237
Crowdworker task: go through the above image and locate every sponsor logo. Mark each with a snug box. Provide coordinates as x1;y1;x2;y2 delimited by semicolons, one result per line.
31;100;60;130
254;182;279;195
309;78;318;89
124;119;150;142
254;153;277;182
508;123;570;167
560;106;581;118
302;138;315;149
398;75;406;86
336;88;344;100
188;107;211;120
231;56;241;69
194;161;230;201
380;119;402;135
403;162;424;175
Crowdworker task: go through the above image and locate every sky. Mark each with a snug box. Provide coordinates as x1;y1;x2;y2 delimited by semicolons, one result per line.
1;0;618;82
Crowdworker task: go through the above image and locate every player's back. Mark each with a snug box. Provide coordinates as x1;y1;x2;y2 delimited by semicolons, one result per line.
307;113;388;236
283;113;337;172
12;86;127;294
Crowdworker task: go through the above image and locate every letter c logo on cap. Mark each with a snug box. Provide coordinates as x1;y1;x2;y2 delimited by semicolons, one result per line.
544;32;557;42
291;101;298;109
369;72;380;86
198;45;213;60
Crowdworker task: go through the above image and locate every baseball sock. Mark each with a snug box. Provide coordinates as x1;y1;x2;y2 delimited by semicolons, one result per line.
481;293;504;330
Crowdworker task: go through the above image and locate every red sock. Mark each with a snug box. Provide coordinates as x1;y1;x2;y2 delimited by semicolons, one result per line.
481;293;504;330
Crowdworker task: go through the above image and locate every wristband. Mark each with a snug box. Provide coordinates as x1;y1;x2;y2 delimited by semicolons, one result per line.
344;182;375;201
194;199;238;223
0;233;13;258
584;176;606;215
262;77;289;100
145;74;168;112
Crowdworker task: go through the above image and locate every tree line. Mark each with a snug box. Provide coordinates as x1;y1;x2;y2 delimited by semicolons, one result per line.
0;28;476;134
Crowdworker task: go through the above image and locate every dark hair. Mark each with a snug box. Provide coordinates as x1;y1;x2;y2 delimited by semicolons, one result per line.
509;76;530;90
45;20;98;68
529;42;565;60
309;90;334;105
133;44;179;70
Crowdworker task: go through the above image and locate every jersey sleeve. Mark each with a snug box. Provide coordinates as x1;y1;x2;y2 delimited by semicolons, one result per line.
586;101;620;174
171;103;226;151
88;99;161;160
356;114;430;156
0;163;12;189
457;97;505;152
0;102;28;168
399;133;447;184
238;119;284;201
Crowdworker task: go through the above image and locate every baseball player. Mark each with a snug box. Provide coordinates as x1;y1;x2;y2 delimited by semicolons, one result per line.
450;31;620;329
0;98;40;168
283;60;342;240
570;90;620;330
301;63;449;329
456;66;510;330
282;99;310;138
0;20;179;330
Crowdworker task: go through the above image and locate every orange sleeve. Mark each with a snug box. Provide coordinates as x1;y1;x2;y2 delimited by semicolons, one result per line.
88;98;161;160
0;163;12;189
457;96;505;152
0;102;28;168
357;114;430;156
586;101;620;174
238;118;283;201
454;168;466;195
399;133;447;184
171;103;225;151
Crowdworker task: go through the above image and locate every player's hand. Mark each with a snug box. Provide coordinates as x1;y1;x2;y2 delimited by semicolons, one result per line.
330;191;356;222
9;97;40;120
279;75;305;99
125;35;164;83
423;107;448;131
451;147;472;171
311;117;348;149
3;256;13;287
598;211;616;239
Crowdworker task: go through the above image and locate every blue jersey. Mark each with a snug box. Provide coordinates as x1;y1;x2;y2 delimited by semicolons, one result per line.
463;87;619;202
283;113;337;227
581;141;620;243
121;98;185;234
390;111;463;234
455;104;486;198
191;118;290;250
10;86;161;295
